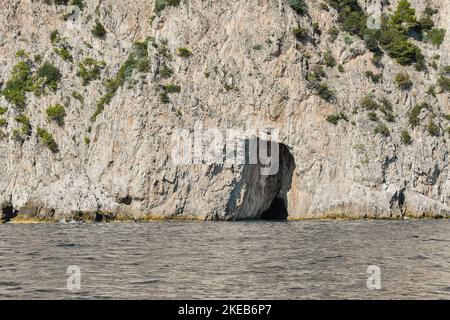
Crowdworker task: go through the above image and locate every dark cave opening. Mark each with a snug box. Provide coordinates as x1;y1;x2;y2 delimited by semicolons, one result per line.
260;197;288;220
255;142;295;221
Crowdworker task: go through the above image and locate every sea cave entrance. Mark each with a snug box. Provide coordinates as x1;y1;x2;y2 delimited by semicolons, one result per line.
258;142;295;221
237;139;295;221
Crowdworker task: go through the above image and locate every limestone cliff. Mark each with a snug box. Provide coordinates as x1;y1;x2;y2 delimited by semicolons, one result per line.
0;0;449;222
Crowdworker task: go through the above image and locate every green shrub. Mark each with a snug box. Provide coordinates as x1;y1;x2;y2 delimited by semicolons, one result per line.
37;127;58;153
288;0;308;15
419;16;434;31
327;0;367;37
15;114;31;136
50;30;60;44
390;0;418;33
11;129;24;142
1;61;33;108
46;104;66;126
427;119;440;137
365;71;382;83
427;85;437;97
293;27;309;41
15;49;29;59
323;50;337;68
36;62;62;92
409;103;430;127
438;76;450;92
401;130;412;145
368;111;378;122
84;136;90;145
326;112;347;125
91;20;107;39
424;5;438;17
374;123;390;137
177;47;192;58
155;0;181;14
163;84;181;93
327;26;339;43
0;107;7;116
360;94;380;111
316;82;335;101
91;53;139;122
72;91;84;103
395;72;412;90
160;66;173;78
77;58;106;85
70;0;85;10
54;46;73;62
0;118;6;127
160;92;170;104
425;28;446;47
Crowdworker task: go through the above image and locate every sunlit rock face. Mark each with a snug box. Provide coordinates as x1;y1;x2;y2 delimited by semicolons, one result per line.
0;0;448;222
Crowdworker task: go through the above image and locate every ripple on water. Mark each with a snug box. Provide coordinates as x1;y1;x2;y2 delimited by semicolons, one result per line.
0;220;449;299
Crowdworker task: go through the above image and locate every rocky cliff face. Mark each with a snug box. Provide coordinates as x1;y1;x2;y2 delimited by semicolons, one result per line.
0;0;449;222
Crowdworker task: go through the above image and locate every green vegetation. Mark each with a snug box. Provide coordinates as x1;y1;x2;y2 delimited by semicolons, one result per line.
409;103;430;127
306;66;335;101
160;92;170;104
84;136;90;145
72;91;84;103
326;112;348;125
177;47;192;58
365;71;382;83
37;127;58;153
160;66;173;78
155;0;181;14
360;94;380;111
77;57;106;85
50;27;73;62
427;85;437;97
374;123;390;137
50;30;60;44
288;0;308;15
91;40;151;122
401;130;412;145
11;129;24;142
368;111;378;122
1;61;33;108
327;26;339;43
293;27;309;42
424;28;446;47
328;0;427;70
70;0;85;10
395;72;412;90
162;84;181;93
91;20;107;39
16;49;29;59
323;50;337;68
360;95;395;122
0;118;6;127
427;119;440;137
437;76;450;93
15;114;31;137
46;104;66;126
54;46;73;62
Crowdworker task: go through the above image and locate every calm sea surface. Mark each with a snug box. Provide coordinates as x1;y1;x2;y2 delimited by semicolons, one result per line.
0;220;449;299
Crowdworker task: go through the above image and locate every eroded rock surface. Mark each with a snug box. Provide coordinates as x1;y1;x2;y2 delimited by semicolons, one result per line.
0;0;449;221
